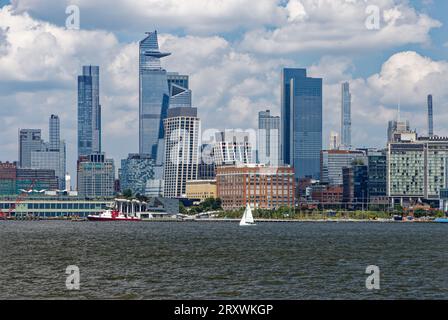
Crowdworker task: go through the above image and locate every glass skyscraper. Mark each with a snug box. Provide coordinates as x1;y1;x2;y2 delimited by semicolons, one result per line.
18;129;43;168
139;31;171;164
119;153;156;196
257;110;281;166
340;82;351;149
281;68;322;180
428;94;434;137
78;65;101;157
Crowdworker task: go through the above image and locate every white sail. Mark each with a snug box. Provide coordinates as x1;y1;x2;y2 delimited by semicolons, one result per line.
240;204;255;226
245;205;254;224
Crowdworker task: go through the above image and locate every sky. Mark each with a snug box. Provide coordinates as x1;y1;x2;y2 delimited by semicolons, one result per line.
0;0;447;179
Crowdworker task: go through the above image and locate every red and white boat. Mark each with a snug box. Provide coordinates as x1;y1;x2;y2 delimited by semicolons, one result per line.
87;199;142;221
87;209;141;221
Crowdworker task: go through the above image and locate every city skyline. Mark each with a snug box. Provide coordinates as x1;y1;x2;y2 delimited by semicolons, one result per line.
1;1;448;179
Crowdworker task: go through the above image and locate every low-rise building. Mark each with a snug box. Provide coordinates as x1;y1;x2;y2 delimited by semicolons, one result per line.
311;185;343;204
186;180;217;201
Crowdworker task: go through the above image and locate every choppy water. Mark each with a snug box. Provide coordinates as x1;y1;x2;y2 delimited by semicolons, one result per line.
0;221;447;300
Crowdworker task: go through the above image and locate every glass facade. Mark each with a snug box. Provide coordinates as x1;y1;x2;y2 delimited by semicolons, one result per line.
340;82;351;148
281;68;322;180
367;150;387;199
18;129;43;168
77;153;115;198
139;31;171;164
30;115;66;190
78;66;101;157
428;94;434;137
119;154;156;196
320;150;367;186
257;110;281;166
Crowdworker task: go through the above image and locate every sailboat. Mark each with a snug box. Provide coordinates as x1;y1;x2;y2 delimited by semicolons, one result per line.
240;204;256;226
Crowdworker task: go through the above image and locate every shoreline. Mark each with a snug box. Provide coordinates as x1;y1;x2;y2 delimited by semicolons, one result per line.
0;217;440;223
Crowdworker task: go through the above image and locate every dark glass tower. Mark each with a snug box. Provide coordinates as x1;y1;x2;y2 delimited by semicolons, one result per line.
428;94;434;137
139;31;171;164
281;68;322;180
78;65;101;157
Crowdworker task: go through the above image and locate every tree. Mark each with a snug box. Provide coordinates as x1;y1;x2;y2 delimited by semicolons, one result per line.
122;189;133;199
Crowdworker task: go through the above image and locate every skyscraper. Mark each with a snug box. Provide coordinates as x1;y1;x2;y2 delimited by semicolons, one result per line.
29;115;66;190
18;129;43;168
340;82;351;149
163;107;200;198
139;31;171;164
77;153;115;198
78;65;101;157
257;110;281;166
49;114;60;150
428;94;434;137
281;68;322;180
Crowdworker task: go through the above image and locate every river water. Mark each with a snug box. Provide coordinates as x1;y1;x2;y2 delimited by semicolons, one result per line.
0;221;447;299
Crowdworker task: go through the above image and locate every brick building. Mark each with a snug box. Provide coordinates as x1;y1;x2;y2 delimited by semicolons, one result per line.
216;164;295;210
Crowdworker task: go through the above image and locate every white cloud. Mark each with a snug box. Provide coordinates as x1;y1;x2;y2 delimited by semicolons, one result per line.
10;0;285;34
240;0;441;54
0;1;447;179
315;51;448;148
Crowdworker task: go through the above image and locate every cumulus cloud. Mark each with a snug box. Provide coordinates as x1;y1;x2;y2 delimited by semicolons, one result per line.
0;5;289;176
0;1;446;179
10;0;285;34
239;0;441;54
314;51;448;148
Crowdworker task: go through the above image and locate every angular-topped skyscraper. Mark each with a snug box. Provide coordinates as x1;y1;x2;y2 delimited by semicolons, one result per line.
78;65;101;157
139;31;171;164
281;68;322;180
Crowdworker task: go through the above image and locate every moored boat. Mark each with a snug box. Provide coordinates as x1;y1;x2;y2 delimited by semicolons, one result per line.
87;199;142;222
87;210;141;221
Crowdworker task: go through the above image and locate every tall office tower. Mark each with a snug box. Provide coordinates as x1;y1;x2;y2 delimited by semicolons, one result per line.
163;107;200;198
78;65;101;157
387;120;411;143
281;68;322;179
340;82;351;149
329;131;340;150
428;94;434;137
19;129;43;168
213;130;253;166
139;31;171;164
49;114;60;150
30;115;66;190
77;153;115;198
257;110;281;166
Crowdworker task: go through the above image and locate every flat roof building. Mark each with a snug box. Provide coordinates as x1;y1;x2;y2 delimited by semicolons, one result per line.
216;164;295;211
